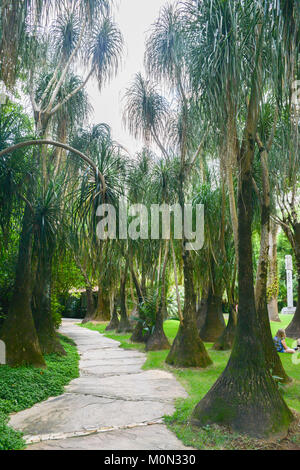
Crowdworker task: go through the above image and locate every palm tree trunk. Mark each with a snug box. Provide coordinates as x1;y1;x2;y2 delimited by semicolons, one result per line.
286;223;300;338
192;162;293;437
192;55;293;433
0;205;46;367
267;221;280;322
213;304;237;351
196;296;208;333
146;241;170;351
105;296;120;331
81;286;95;324
166;164;212;367
200;285;225;342
130;264;147;343
93;283;111;321
166;244;212;367
117;259;132;332
254;144;289;382
170;238;183;323
32;255;66;355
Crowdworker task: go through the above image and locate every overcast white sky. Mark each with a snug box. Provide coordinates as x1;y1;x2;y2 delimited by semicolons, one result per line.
86;0;175;155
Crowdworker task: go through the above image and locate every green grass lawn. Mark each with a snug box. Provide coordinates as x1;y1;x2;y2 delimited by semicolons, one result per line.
0;334;79;450
83;315;300;450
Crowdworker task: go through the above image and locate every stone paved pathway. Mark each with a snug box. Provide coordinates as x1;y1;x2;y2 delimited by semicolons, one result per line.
9;319;191;450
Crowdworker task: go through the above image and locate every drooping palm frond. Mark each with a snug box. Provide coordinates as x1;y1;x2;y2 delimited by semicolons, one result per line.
145;2;187;88
0;101;34;240
32;177;64;259
71;124;127;240
51;11;81;61
123;72;169;148
85;16;123;89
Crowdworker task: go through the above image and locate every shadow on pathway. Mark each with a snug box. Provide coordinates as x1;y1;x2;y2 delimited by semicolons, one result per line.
9;319;192;450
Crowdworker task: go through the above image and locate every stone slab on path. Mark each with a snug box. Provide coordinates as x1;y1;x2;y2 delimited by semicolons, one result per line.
9;319;191;450
27;424;190;450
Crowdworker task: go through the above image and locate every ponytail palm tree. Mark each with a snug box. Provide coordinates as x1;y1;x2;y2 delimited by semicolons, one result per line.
0;1;122;366
31;178;66;355
73;125;127;321
123;73;169;157
0;101;47;367
145;3;212;368
183;0;293;437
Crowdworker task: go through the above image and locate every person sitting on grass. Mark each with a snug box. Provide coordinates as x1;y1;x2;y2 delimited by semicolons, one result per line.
273;329;298;354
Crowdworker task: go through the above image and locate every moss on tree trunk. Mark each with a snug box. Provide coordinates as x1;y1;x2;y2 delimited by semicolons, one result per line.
81;287;96;324
267;221;280;322
32;255;66;356
286;228;300;338
196;297;208;333
131;322;148;343
213;305;237;351
105;300;120;331
146;242;170;351
117;259;133;333
286;268;300;339
0;205;46;367
166;250;212;368
200;288;225;342
254;151;290;383
92;285;111;321
192;169;293;437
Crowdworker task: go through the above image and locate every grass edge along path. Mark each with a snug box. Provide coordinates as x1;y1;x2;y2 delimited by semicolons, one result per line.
0;334;79;450
82;315;300;450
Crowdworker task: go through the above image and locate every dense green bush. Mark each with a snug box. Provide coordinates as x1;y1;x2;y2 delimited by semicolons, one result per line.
0;335;79;450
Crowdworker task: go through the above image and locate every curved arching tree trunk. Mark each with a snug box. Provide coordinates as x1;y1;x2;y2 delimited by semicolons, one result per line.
32;254;66;355
0;205;46;367
200;286;225;342
146;241;170;351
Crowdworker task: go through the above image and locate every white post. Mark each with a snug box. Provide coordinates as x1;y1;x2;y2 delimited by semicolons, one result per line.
281;255;296;314
0;340;6;365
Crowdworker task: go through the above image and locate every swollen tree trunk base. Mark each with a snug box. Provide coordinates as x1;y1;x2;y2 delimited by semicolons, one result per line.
166;319;212;368
146;326;170;351
130;322;148;343
268;299;281;322
105;309;120;331
92;311;111;322
191;344;294;438
37;330;66;356
1;308;46;368
81;288;96;325
1;204;46;368
196;298;208;333
200;294;225;342
286;306;300;339
117;317;133;333
212;307;237;351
